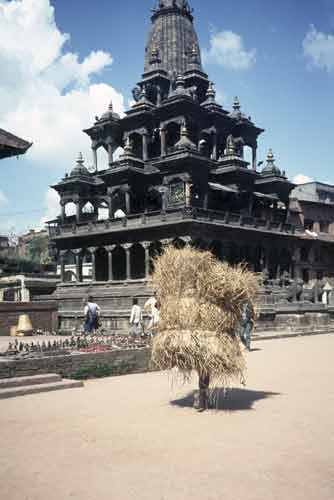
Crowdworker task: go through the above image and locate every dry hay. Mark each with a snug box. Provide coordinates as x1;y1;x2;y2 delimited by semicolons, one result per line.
151;246;259;387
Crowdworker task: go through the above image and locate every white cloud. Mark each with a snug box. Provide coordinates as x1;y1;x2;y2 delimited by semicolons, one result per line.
293;174;313;185
40;188;60;226
303;25;334;71
0;190;8;207
203;30;256;70
0;0;125;171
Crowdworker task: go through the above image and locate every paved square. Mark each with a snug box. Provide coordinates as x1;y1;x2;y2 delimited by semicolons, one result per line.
1;335;334;500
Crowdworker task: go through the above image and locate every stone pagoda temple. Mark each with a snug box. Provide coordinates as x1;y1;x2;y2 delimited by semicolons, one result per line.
49;0;334;333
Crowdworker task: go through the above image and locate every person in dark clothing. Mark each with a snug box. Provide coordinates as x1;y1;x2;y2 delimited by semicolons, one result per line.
84;295;101;334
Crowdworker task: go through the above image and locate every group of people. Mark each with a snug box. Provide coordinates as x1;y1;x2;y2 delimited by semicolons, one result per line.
83;293;254;349
83;293;160;337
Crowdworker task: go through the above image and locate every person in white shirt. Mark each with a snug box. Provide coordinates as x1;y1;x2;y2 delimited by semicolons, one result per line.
130;298;142;336
84;295;101;334
144;292;160;333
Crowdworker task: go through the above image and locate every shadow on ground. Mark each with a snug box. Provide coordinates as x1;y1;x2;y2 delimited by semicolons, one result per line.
171;387;281;411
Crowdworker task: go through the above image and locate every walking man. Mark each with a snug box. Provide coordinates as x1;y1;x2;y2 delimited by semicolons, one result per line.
130;298;142;336
240;302;255;351
84;295;101;335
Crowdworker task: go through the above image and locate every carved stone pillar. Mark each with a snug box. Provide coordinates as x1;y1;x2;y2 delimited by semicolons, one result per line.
107;143;113;166
92;147;98;172
74;250;82;283
106;245;116;281
60;202;66;223
160;186;168;211
108;197;113;220
124;244;132;281
160;127;167;157
212;133;218;160
185;183;192;207
142;241;151;278
59;251;66;282
142;133;149;161
75;202;81;224
252;144;258;171
124;189;131;214
89;247;97;282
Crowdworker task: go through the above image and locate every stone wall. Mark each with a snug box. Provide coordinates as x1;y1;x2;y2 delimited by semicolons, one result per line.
0;301;58;336
0;348;151;380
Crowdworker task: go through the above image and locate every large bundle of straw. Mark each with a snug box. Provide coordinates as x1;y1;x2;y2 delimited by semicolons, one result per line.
151;246;259;387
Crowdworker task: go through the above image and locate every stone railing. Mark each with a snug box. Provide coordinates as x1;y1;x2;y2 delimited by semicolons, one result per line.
49;206;302;238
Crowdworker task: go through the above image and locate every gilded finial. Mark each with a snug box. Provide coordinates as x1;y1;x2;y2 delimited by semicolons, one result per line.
206;82;216;102
233;96;241;111
76;152;84;165
267;148;275;163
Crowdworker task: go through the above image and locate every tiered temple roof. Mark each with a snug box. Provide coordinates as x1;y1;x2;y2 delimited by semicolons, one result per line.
0;128;32;160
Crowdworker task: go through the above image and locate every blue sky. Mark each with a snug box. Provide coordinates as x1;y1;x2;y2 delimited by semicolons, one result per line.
0;0;334;234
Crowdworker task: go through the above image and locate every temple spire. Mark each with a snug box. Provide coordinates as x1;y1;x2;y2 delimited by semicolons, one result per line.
145;0;201;76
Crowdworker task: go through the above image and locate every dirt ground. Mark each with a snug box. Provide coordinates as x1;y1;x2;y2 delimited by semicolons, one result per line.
1;334;334;500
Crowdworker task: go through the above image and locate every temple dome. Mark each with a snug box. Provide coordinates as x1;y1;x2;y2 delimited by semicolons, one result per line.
261;149;282;177
70;152;90;177
145;0;202;76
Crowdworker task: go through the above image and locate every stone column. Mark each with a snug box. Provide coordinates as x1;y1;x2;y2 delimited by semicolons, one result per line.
60;202;66;223
125;189;131;214
124;244;132;281
74;250;82;283
108;197;113;220
212;133;218;160
108;143;113;166
252;144;258;171
59;251;66;282
160;187;168;211
142;241;151;278
75;202;81;224
92;147;98;171
142;133;149;161
106;245;116;281
185;183;192;207
89;247;97;282
160;127;167;157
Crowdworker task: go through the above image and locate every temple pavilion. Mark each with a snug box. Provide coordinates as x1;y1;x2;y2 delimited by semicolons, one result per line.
48;0;334;332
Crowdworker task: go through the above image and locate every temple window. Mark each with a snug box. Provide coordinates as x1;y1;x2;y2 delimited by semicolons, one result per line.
166;122;181;150
64;202;76;218
319;221;329;233
129;133;143;159
146;188;162;212
169;181;185;205
98;202;109;221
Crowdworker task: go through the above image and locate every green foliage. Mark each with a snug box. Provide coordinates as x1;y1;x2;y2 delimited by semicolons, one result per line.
70;361;134;380
26;235;50;264
0;255;40;274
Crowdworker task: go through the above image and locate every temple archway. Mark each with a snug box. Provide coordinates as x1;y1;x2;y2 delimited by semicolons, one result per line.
129;132;143;159
130;244;145;279
149;241;163;273
146;187;162;212
64;202;76;218
113;246;126;281
95;248;108;282
166;122;181;150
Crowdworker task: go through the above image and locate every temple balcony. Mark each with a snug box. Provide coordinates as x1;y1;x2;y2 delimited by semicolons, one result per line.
48;206;304;241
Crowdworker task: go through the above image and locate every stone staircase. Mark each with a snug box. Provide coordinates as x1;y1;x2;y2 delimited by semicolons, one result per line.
0;373;83;399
